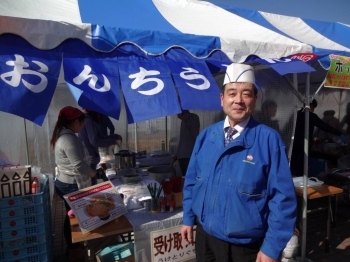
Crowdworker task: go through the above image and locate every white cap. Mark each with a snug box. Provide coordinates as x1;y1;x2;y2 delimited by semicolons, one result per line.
223;63;255;86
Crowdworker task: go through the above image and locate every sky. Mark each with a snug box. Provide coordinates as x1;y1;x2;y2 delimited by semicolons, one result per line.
207;0;350;24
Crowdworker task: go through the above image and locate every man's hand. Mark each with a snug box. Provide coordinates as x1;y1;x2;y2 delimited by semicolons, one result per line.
181;225;193;245
256;251;277;262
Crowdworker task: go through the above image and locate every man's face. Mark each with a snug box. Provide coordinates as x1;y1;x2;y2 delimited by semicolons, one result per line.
220;82;257;126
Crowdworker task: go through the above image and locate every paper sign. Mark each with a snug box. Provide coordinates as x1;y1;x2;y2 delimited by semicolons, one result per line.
325;55;350;88
150;225;197;262
63;181;127;234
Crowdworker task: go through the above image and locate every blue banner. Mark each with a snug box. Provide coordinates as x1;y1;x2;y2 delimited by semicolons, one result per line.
63;52;121;120
205;50;232;73
246;54;317;75
0;35;61;125
166;59;221;110
118;55;181;123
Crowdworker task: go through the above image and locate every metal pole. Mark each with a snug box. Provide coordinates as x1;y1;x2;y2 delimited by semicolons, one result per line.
301;72;311;261
288;74;299;161
165;116;168;151
23;118;30;165
134;123;138;152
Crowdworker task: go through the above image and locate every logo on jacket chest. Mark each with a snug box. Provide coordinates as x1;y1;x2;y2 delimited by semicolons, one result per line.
243;154;255;165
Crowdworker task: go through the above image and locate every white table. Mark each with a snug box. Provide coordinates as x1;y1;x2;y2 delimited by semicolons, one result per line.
107;171;195;262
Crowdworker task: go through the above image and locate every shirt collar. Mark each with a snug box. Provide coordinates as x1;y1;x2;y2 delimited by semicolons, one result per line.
223;116;250;134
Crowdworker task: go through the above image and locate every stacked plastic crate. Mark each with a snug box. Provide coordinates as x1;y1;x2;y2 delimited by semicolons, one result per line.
0;176;52;262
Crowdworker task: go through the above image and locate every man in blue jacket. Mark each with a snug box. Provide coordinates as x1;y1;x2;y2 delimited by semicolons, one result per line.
181;63;297;262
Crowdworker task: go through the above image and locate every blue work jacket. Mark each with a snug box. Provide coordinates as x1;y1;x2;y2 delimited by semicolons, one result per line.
182;118;297;260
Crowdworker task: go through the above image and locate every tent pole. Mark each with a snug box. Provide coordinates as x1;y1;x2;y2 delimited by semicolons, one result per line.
23;118;30;165
165;116;168;151
288;74;299;161
134;123;138;152
301;72;311;261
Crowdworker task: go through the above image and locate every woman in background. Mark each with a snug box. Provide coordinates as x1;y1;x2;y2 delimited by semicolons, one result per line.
51;106;96;261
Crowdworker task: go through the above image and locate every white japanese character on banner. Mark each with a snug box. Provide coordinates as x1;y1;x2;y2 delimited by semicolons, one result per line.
0;54;48;93
73;65;111;92
180;67;210;90
129;67;164;95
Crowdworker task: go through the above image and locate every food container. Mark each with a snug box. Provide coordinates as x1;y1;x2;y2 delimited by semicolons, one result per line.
120;173;142;184
115;150;136;169
292;177;324;188
147;165;175;183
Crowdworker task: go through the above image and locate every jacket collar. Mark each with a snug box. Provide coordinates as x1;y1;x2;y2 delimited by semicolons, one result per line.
209;117;258;149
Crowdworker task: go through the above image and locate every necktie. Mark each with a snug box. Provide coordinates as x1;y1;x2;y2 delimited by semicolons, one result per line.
225;127;238;146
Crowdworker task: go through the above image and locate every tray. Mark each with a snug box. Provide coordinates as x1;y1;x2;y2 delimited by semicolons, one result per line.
293;177;324;188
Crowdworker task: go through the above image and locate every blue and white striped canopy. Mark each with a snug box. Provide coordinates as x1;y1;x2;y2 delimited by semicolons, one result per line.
1;0;349;60
0;0;349;124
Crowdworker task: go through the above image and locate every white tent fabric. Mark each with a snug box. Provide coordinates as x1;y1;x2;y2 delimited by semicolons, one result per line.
0;0;81;23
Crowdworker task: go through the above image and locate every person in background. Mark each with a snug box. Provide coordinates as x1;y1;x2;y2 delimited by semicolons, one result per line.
51;106;96;261
181;63;297;262
340;102;350;135
254;100;280;132
290;99;342;176
97;114;115;136
314;110;341;141
175;109;200;176
78;109;122;185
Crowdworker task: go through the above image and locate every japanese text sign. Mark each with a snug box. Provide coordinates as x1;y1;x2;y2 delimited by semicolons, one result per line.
325;55;350;88
0;34;61;125
150;225;197;262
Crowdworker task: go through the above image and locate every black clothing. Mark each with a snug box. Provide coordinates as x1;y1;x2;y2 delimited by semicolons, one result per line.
195;223;262;262
290;108;342;176
178;158;190;177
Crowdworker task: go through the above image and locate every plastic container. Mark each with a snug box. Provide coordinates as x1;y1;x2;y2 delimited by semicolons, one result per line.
0;222;46;241
292;177;324;188
6;251;49;262
0;194;45;209
0;242;47;261
147;165;175;184
0;213;44;230
0;232;47;250
160;199;166;213
120;173;141;184
169;199;174;213
31;177;40;194
0;176;52;262
0;204;44;220
151;198;159;213
282;229;299;259
96;242;134;262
